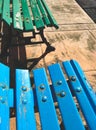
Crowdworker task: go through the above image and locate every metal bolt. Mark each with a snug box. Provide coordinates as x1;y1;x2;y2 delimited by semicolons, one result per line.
57;80;62;85
71;76;76;81
0;97;5;103
22;86;27;91
2;85;6;89
22;99;27;104
76;87;82;92
42;96;47;102
60;91;66;97
40;84;45;90
26;18;29;23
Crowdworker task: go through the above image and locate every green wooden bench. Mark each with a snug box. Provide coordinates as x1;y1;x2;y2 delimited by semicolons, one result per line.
0;0;58;31
0;60;96;130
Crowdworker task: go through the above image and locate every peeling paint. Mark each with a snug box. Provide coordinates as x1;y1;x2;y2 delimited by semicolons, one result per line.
16;22;20;29
16;12;20;18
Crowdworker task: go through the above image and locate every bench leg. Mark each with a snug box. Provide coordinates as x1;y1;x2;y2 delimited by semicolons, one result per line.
40;29;55;51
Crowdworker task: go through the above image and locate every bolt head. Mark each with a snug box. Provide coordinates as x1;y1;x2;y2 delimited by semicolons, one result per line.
2;85;6;89
22;99;27;104
40;84;45;90
76;87;82;92
22;86;27;91
42;96;47;102
60;91;66;97
57;80;62;85
0;97;5;103
71;76;76;81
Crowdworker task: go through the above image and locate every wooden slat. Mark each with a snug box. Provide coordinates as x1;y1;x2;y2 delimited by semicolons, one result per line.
0;63;10;130
12;0;23;30
63;61;96;130
33;68;60;130
16;69;36;130
48;63;85;130
2;0;11;25
41;0;59;29
0;1;3;14
21;0;34;31
70;60;96;114
29;0;45;30
37;0;51;26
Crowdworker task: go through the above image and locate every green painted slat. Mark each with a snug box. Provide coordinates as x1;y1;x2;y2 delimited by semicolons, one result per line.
41;0;59;29
37;0;50;26
21;0;34;31
29;0;45;30
13;0;23;30
2;0;11;25
0;1;3;14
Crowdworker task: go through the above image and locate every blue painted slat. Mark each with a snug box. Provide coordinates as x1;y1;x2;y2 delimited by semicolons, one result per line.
48;63;85;130
16;69;36;130
70;60;96;114
0;63;10;130
33;68;60;130
63;61;96;130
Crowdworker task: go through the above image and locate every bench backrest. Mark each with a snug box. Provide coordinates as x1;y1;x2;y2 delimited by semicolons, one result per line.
0;0;59;31
0;60;96;130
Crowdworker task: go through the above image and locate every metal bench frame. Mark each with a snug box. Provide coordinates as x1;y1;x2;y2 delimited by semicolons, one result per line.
0;60;96;130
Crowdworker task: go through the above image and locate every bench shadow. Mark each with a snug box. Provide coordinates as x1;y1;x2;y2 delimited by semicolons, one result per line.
75;0;96;23
0;22;55;86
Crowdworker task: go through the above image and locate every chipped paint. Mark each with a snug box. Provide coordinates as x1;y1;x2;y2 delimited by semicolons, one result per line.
15;12;23;29
16;22;20;29
16;12;20;18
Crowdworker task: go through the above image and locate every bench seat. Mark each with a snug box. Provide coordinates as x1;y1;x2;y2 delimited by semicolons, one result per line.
0;0;59;31
0;60;96;130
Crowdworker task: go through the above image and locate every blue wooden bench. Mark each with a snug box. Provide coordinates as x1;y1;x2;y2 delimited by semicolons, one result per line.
0;60;96;130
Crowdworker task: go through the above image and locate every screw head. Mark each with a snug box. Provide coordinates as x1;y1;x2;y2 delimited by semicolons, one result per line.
42;96;47;102
22;86;27;91
2;85;6;89
71;76;76;81
0;84;6;89
76;87;82;92
0;97;5;103
40;84;45;90
60;91;66;97
22;99;27;104
57;80;62;85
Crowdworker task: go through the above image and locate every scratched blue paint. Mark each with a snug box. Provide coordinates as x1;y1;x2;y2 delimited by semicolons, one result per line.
33;68;60;130
16;69;36;130
63;61;96;130
48;63;85;130
0;63;10;130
